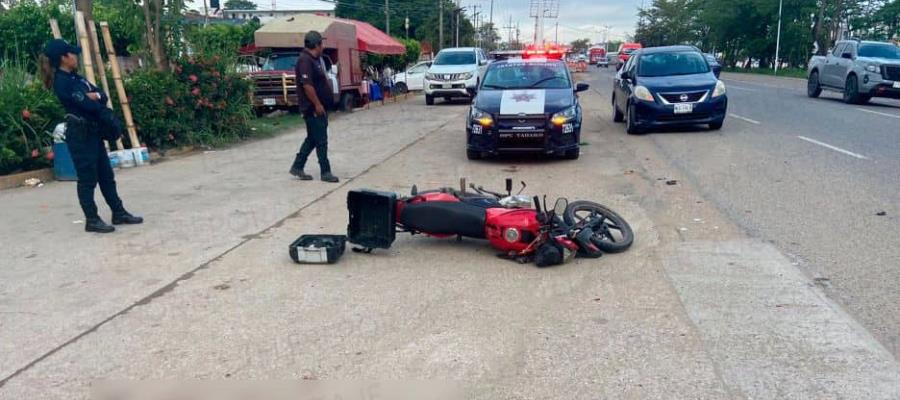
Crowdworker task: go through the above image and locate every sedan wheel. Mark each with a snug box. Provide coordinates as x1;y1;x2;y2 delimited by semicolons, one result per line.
625;103;642;135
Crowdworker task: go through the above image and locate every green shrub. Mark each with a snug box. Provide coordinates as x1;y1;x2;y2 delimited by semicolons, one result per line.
124;55;253;150
0;59;64;175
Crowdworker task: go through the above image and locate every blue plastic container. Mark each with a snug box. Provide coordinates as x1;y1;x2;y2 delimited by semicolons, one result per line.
52;142;77;181
369;82;383;101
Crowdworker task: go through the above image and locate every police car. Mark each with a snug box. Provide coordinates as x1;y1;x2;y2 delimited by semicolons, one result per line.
466;49;589;160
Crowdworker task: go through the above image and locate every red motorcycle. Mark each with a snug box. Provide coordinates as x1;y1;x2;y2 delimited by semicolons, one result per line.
347;179;633;267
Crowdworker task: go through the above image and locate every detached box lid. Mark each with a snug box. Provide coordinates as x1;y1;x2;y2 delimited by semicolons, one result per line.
347;189;396;249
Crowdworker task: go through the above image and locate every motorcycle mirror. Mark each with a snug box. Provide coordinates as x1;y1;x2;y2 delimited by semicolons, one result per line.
533;196;543;214
517;181;527;195
505;178;512;196
554;198;569;216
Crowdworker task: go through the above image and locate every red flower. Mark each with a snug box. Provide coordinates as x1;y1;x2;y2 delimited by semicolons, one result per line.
21;109;31;120
191;87;201;96
189;74;198;83
31;149;39;158
46;151;55;161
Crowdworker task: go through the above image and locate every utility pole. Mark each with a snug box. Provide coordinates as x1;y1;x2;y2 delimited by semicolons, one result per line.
405;15;409;37
439;0;444;50
455;2;460;47
774;0;783;75
385;0;390;35
555;21;558;43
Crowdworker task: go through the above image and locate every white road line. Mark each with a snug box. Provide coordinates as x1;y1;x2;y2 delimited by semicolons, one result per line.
797;136;869;160
856;107;900;120
729;113;761;124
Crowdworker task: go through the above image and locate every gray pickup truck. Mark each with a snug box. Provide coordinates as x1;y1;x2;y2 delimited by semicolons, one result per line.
807;40;900;104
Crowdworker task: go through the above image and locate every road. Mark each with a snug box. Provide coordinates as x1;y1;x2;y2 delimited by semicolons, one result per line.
586;66;900;357
2;77;900;399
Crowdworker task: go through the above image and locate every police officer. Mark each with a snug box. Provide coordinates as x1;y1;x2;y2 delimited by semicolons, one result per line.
289;31;339;183
41;39;143;233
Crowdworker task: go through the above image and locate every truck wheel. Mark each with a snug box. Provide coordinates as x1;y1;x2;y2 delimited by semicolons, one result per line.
843;75;862;104
340;92;355;112
425;94;434;105
807;71;822;98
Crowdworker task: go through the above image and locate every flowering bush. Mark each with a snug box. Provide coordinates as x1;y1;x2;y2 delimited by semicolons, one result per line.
125;55;253;150
0;60;64;175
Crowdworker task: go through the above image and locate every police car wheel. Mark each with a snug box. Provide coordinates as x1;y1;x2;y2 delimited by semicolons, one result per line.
425;95;434;105
466;149;482;160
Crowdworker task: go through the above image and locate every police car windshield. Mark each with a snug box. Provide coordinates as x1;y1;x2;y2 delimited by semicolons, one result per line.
482;62;571;89
263;54;299;71
434;51;476;65
858;44;900;59
638;51;710;77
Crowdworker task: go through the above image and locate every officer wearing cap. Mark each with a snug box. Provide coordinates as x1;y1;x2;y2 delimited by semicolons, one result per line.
289;30;339;183
40;39;143;233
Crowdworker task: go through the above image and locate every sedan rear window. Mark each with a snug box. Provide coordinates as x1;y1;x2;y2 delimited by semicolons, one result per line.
858;44;900;59
434;51;476;65
638;52;710;77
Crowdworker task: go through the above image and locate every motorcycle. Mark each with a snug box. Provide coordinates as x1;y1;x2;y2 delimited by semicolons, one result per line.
347;179;634;267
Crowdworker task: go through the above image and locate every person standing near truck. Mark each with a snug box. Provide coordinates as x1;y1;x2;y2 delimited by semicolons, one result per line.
289;31;339;183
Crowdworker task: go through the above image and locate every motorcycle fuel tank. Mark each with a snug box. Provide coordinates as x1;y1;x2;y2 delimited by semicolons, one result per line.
484;208;542;252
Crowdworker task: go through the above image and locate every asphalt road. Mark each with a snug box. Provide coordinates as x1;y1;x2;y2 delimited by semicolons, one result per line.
585;66;900;358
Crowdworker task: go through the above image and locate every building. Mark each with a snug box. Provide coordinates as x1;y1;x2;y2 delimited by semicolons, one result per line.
223;0;335;23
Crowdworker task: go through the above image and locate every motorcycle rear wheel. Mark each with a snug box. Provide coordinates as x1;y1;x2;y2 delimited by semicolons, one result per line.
564;201;634;253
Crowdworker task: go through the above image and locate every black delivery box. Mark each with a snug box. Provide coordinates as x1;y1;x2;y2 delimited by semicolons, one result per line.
347;189;397;249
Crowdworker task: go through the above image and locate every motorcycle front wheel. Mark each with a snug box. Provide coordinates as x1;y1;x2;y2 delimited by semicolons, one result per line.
564;201;634;253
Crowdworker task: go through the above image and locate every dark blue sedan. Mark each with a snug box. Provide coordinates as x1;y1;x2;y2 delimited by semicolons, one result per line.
611;46;727;134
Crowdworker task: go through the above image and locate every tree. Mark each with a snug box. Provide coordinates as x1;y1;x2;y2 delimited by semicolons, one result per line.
223;0;256;10
478;22;500;51
569;38;592;53
336;0;475;49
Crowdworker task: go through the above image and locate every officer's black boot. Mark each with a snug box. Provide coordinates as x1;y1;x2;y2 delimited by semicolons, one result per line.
85;218;116;233
321;172;339;183
112;211;144;225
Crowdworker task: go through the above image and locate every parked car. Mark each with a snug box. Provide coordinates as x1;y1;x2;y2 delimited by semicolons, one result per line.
611;45;727;134
466;58;589;160
704;53;722;77
807;40;900;104
424;47;490;105
391;61;432;93
596;56;610;68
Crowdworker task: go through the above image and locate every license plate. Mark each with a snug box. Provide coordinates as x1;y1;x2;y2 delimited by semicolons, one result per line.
893;82;900;89
263;98;276;106
442;84;452;89
674;103;693;114
472;125;482;135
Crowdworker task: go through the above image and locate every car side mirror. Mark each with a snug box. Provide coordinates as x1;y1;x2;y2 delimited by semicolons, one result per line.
616;63;623;71
575;82;590;92
841;52;853;59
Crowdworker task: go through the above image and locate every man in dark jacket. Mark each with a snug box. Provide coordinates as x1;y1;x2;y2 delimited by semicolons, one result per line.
289;31;339;183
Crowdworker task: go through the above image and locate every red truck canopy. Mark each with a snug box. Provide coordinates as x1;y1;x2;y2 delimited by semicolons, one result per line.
338;18;405;55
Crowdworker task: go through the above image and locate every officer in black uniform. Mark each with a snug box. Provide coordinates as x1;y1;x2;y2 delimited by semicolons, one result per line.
41;39;143;233
289;31;339;183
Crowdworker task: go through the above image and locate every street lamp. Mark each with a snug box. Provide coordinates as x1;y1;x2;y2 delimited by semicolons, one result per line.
774;0;783;75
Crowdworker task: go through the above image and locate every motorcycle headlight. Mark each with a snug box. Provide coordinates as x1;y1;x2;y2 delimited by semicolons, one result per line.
866;64;877;73
551;105;577;126
425;73;437;80
470;107;493;127
634;85;655;102
712;80;727;97
459;72;474;80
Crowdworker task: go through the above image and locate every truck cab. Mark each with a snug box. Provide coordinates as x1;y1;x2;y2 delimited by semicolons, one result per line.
250;51;341;115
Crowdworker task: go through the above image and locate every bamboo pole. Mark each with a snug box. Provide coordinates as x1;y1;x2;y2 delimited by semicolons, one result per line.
49;19;62;39
73;11;113;151
88;20;124;150
99;22;140;148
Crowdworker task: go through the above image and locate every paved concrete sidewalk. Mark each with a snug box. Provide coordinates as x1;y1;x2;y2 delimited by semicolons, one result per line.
2;90;899;399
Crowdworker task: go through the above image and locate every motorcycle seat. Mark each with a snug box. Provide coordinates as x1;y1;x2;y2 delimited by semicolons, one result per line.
399;201;487;239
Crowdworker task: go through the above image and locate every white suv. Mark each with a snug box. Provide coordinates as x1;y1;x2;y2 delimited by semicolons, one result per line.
424;47;489;105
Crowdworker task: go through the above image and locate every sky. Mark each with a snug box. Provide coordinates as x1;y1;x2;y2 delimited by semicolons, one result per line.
471;0;642;44
188;0;642;45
